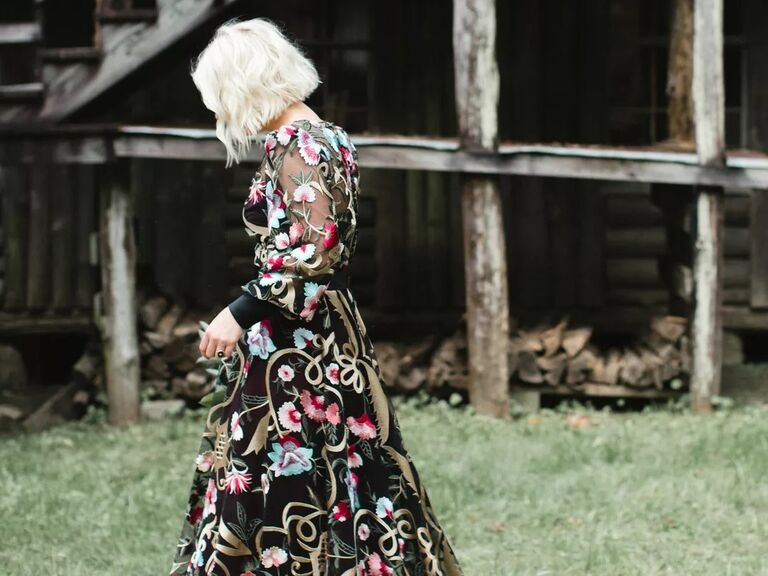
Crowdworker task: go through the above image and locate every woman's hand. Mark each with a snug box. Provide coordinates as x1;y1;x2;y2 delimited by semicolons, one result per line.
199;307;244;359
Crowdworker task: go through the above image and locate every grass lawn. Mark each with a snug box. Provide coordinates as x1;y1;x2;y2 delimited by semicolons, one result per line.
2;396;768;575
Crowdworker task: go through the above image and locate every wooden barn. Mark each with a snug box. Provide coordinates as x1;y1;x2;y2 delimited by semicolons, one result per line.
1;0;767;423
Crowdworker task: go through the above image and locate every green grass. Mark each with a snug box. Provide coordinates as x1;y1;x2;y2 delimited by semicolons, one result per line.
2;398;768;575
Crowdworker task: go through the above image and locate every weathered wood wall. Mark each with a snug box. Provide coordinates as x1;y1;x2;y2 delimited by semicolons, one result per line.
3;0;768;342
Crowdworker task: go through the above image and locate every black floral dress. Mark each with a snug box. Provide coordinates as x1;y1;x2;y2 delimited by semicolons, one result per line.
170;119;464;576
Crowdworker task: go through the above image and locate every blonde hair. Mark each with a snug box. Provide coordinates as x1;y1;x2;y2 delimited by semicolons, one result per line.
191;17;321;166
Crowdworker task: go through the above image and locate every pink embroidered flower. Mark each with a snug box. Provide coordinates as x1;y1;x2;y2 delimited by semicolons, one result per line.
347;413;377;440
260;546;288;568
300;283;326;320
258;271;283;287
291;243;316;262
264;135;277;156
277;401;302;432
276;125;297;146
347;443;363;468
356;560;367;576
248;176;266;205
246;320;276;360
274;232;291;250
375;496;394;520
203;478;217;517
266;254;284;271
289;222;304;244
357;523;370;541
225;464;252;494
293;183;316;203
367;551;393;576
325;402;341;425
277;364;295;382
341;146;355;172
240;571;256;576
323;222;339;249
260;472;270;495
230;411;243;441
332;500;350;522
195;451;215;473
300;389;327;422
398;537;405;555
326;363;340;384
297;128;322;165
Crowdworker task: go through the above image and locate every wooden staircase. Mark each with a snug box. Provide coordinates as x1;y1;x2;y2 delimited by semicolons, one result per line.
0;0;243;123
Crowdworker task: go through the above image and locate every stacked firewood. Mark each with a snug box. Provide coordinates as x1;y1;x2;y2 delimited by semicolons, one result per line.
138;294;214;400
379;315;690;393
508;316;689;389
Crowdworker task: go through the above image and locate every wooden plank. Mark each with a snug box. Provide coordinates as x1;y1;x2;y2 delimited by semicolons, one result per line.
0;23;41;45
510;178;549;307
40;0;243;120
454;0;509;418
743;1;768;309
51;164;75;310
373;170;406;310
0;166;27;310
0;82;44;101
515;383;683;400
26;162;50;309
690;0;726;413
75;165;96;309
195;162;227;307
579;181;606;307
750;189;768;307
97;160;140;425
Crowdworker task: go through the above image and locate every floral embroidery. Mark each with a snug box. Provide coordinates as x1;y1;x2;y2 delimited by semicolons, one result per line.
267;435;314;477
246;320;276;359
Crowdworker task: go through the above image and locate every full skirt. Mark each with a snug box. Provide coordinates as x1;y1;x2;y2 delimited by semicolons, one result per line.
169;286;464;576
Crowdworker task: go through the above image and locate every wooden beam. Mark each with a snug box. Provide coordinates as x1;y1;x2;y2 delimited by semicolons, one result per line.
39;0;244;121
690;0;725;414
0;23;41;45
7;124;768;185
454;0;509;418
97;161;140;426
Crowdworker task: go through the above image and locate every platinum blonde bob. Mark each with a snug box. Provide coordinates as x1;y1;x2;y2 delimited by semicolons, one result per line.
191;17;321;166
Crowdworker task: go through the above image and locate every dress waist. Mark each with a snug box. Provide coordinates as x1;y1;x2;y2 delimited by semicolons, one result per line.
328;267;350;291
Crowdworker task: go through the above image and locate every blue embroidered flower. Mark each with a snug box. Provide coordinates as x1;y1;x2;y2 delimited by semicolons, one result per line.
267;435;314;477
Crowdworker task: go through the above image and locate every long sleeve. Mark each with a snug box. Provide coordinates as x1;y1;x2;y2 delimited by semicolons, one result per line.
236;125;350;324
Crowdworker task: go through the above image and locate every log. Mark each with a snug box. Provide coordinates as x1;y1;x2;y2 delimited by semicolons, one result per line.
454;0;509;418
98;161;140;425
562;327;592;357
690;0;725;413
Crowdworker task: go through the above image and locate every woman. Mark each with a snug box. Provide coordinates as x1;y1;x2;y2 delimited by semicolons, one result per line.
170;17;464;576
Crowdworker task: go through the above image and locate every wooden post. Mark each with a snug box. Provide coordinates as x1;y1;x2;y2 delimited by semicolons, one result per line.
98;161;140;425
651;0;695;318
690;0;725;413
453;0;510;418
0;165;27;311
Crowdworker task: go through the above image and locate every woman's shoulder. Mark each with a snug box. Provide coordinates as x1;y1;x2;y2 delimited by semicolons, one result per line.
263;119;357;166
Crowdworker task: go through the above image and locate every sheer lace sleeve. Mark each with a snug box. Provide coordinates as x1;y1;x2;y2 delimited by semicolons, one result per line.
229;124;349;326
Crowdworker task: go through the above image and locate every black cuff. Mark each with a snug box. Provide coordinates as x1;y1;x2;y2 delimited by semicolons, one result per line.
227;292;274;330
